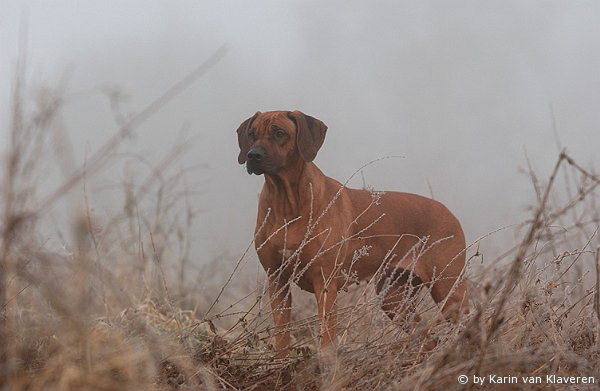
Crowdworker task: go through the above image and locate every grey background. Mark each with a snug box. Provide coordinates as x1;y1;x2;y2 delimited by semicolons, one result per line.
2;1;599;264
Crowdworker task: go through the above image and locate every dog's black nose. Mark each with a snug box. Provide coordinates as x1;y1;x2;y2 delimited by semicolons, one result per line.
247;147;265;162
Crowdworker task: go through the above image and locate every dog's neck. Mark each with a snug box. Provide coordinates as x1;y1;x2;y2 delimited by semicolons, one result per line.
263;161;325;219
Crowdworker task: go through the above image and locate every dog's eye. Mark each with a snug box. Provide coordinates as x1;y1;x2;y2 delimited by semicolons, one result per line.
248;130;256;140
275;130;286;138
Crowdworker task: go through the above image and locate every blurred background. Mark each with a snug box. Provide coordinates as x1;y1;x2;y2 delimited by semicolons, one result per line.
2;0;599;266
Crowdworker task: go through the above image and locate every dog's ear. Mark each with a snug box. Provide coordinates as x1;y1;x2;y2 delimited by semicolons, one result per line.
236;112;260;164
288;111;328;162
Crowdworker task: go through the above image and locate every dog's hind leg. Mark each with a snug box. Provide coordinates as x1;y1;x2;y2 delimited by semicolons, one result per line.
376;267;424;326
376;267;442;352
430;277;469;323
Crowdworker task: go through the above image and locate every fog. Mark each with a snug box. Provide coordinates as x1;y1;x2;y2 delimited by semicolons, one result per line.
2;1;600;263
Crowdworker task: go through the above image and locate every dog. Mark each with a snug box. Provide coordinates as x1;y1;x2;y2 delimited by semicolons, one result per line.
236;110;468;356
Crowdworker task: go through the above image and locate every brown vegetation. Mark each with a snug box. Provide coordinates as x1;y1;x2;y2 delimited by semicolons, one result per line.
1;58;599;390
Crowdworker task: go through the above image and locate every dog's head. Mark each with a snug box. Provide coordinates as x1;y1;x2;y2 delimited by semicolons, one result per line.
236;111;328;175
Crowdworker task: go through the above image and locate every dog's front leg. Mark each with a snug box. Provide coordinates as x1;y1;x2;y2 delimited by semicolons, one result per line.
268;276;292;358
313;278;338;347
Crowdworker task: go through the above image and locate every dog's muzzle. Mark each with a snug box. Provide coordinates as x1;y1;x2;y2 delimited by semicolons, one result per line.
246;147;266;175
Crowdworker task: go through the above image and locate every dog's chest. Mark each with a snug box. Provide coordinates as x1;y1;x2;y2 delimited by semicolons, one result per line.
256;221;331;270
258;223;313;259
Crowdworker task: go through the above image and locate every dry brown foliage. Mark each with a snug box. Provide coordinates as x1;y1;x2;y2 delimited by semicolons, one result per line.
1;54;599;390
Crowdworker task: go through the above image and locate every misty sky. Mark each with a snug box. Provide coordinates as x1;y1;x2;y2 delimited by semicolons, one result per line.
2;1;600;263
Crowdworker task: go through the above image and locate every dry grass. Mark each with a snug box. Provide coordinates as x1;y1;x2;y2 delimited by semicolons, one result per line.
1;57;600;390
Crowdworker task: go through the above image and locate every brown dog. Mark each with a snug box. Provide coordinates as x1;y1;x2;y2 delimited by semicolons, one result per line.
236;111;468;356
